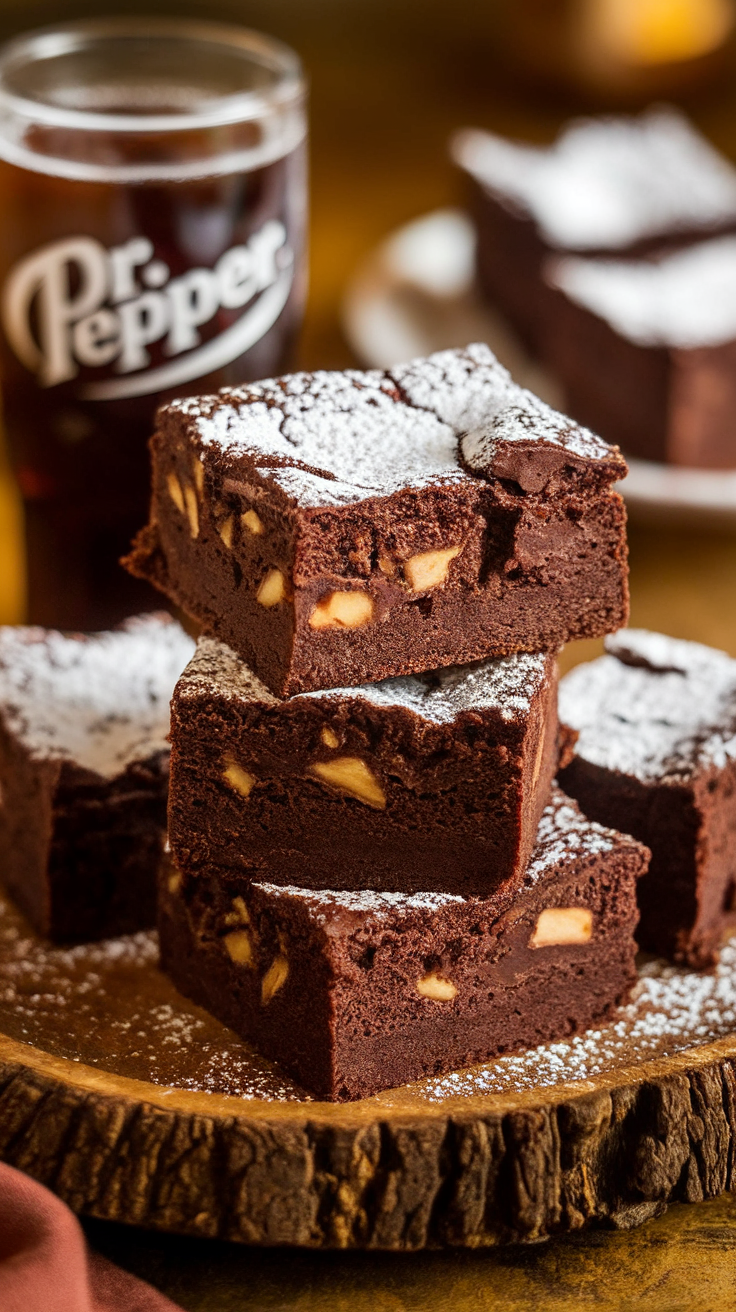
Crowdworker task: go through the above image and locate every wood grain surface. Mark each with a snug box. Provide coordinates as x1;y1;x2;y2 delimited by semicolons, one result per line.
0;0;734;1299
2;878;736;1251
2;1021;736;1249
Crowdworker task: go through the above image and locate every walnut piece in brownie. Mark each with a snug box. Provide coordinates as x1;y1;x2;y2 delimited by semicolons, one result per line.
544;237;736;467
0;613;195;942
452;108;736;358
159;787;648;1101
169;634;574;899
559;630;736;968
124;343;628;696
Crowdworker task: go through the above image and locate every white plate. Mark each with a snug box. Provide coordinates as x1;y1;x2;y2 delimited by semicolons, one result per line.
342;209;736;527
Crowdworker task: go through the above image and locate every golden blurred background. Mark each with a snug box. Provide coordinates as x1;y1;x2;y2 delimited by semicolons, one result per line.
0;4;735;1304
0;0;734;658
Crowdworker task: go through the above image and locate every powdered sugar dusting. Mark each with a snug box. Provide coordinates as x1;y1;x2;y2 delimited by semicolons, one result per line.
549;236;736;349
560;629;736;783
0;615;195;779
306;651;550;724
3;882;736;1106
412;941;736;1102
179;635;549;726
0;895;305;1101
608;628;734;673
394;345;611;467
452;108;736;251
184;357;462;506
178;635;279;707
522;794;614;884
253;787;617;923
460;387;610;469
169;344;616;509
256;883;466;921
389;343;514;434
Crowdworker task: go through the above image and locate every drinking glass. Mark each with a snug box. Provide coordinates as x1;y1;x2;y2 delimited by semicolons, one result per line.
0;18;308;626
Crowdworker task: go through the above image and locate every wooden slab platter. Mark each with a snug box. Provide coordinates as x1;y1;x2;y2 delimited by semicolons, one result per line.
1;887;736;1250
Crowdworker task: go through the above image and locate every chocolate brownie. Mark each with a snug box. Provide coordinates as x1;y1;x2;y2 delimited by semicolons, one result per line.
0;613;194;942
124;343;628;696
168;635;574;899
543;237;736;467
559;630;736;968
452;108;736;358
159;787;648;1100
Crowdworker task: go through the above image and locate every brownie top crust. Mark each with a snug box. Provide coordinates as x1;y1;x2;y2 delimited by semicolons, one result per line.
165;343;621;510
559;629;736;785
251;786;622;928
0;613;195;778
178;633;551;726
547;235;736;349
451;108;736;252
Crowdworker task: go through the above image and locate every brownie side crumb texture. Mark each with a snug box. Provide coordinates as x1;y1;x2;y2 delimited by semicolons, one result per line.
168;636;574;898
159;788;648;1100
124;343;628;696
559;629;736;968
0;614;195;941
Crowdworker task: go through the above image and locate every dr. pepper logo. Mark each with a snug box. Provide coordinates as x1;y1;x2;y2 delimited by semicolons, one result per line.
0;219;292;400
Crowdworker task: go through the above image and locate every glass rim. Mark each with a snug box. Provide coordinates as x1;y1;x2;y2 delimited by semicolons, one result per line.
0;17;306;134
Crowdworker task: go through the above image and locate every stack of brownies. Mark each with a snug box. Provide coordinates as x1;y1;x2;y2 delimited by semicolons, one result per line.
126;342;652;1101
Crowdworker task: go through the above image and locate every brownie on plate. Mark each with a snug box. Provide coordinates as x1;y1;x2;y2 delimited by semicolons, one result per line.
159;787;648;1100
452;108;736;357
168;635;574;899
559;630;736;968
543;237;736;468
124;343;628;696
0;613;194;941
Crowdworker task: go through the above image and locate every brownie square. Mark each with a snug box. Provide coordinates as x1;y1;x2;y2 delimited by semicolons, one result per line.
168;634;574;899
159;787;648;1100
559;630;736;967
452;108;736;358
543;237;736;468
124;343;628;696
0;613;194;942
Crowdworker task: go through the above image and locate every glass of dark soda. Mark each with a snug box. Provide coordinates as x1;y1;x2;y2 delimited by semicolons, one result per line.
0;18;307;627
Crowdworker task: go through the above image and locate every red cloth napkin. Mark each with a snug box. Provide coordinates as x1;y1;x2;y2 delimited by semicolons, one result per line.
0;1162;182;1312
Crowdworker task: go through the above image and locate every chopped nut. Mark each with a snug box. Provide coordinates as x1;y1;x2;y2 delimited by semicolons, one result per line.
308;591;374;630
321;727;340;749
224;929;253;966
167;870;181;895
192;454;205;496
232;895;250;924
378;555;396;578
224;895;251;926
167;471;185;515
218;515;234;549
261;954;288;1003
183;482;199;538
530;907;593;948
222;756;256;798
242;508;264;535
416;972;457;1001
257;568;286;607
404;545;461;592
309;756;386;809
